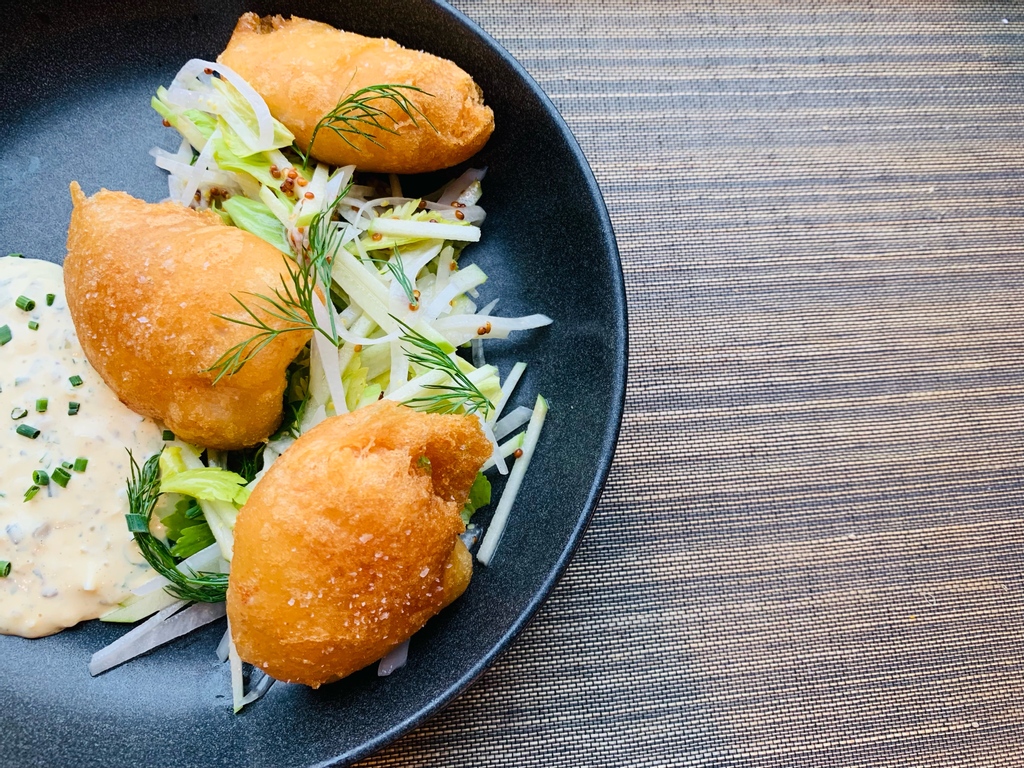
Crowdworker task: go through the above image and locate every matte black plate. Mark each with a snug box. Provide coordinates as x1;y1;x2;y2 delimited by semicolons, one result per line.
0;2;626;765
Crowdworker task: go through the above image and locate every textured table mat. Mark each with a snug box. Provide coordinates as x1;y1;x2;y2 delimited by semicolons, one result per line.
361;1;1024;765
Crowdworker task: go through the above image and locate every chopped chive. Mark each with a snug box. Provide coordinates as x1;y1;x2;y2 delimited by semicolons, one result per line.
46;293;55;306
6;253;23;259
69;375;83;387
51;467;71;488
73;457;88;472
125;513;150;533
67;402;80;416
61;460;73;470
32;470;49;486
0;560;10;577
162;430;175;441
10;407;26;420
35;398;47;413
0;325;11;346
23;485;39;502
15;296;35;311
16;424;40;439
28;320;39;331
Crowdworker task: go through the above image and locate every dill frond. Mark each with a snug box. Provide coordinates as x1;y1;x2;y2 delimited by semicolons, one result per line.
206;256;329;383
208;190;354;383
301;84;435;169
365;246;417;307
125;451;228;603
395;317;491;416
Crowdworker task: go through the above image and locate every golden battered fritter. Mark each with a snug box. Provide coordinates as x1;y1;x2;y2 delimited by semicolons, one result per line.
218;13;494;173
227;400;491;688
64;183;311;450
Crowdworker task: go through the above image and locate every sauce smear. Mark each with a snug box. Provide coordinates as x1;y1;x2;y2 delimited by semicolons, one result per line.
0;257;163;638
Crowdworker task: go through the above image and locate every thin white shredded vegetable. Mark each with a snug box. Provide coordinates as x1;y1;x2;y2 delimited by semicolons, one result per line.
494;405;534;441
490;362;527;424
228;627;245;713
240;671;276;706
378;640;410;676
169;58;275;150
481;431;526;472
437;167;487;206
477;395;548;565
89;601;226;676
216;627;231;663
367;217;481;243
480;418;508;476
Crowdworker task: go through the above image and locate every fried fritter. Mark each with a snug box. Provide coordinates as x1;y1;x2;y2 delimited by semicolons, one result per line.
217;13;494;173
227;400;491;688
64;183;311;450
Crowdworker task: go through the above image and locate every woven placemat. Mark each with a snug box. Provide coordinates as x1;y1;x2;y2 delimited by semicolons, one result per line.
361;1;1024;765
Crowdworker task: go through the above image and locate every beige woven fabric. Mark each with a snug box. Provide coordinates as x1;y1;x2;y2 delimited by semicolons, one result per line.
361;1;1024;765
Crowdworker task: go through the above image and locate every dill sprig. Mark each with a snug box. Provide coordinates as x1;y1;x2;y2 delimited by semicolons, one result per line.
396;317;491;416
307;187;352;283
208;190;354;382
125;451;228;603
301;84;435;169
207;256;333;383
271;349;312;441
235;444;265;484
366;247;417;307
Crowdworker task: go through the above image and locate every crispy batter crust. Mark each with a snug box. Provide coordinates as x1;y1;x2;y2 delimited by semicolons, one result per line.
218;13;494;173
64;183;311;449
227;400;491;687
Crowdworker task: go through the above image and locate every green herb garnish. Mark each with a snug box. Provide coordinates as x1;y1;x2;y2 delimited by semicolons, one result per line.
461;471;492;524
125;451;228;603
16;424;40;439
395;317;491;416
236;444;265;484
301;84;434;169
15;296;35;311
0;560;10;577
207;188;356;382
208;256;336;383
52;467;71;488
163;498;217;559
365;247;417;307
69;375;83;387
0;325;12;346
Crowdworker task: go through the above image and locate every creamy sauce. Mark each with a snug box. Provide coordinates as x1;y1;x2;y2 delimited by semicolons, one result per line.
0;258;164;638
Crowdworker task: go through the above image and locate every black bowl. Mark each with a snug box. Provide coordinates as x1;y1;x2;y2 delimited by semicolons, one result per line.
0;1;626;765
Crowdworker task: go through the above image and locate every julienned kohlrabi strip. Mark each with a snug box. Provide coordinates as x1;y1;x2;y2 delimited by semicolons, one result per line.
367;217;481;243
476;395;548;566
89;601;227;676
